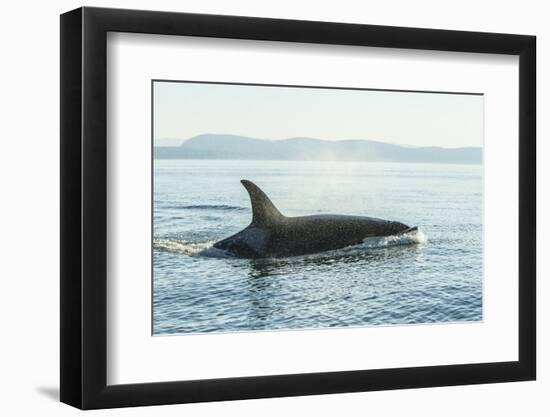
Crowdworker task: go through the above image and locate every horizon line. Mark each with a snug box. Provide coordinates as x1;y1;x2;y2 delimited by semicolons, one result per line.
154;133;482;150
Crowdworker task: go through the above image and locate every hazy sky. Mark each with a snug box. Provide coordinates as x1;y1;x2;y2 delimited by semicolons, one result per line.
153;81;483;148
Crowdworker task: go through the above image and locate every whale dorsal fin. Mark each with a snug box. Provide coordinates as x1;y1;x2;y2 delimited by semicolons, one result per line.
241;180;284;227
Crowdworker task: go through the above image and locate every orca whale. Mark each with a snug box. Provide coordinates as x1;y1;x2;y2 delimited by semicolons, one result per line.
213;180;417;258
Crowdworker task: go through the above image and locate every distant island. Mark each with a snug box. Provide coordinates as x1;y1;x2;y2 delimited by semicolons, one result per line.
154;134;482;164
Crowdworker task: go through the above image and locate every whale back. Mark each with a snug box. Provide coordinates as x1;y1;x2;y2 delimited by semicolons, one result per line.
241;180;284;227
214;179;413;258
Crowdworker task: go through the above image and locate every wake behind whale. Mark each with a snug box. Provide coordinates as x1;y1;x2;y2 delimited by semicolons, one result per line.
212;180;420;259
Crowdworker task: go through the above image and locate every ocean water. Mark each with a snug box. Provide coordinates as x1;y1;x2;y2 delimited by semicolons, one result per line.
153;160;482;335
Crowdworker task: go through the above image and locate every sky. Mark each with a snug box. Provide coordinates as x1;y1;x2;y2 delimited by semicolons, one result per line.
153;81;483;148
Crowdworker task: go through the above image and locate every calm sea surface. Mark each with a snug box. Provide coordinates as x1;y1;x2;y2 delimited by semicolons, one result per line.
153;160;482;335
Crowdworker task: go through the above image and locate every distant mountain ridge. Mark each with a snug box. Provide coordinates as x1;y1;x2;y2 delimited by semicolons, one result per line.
154;134;481;164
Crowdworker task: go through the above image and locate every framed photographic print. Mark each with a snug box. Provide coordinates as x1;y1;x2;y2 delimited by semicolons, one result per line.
60;6;536;409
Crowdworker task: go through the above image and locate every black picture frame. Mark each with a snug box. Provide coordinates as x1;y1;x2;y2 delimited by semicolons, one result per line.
60;6;536;410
